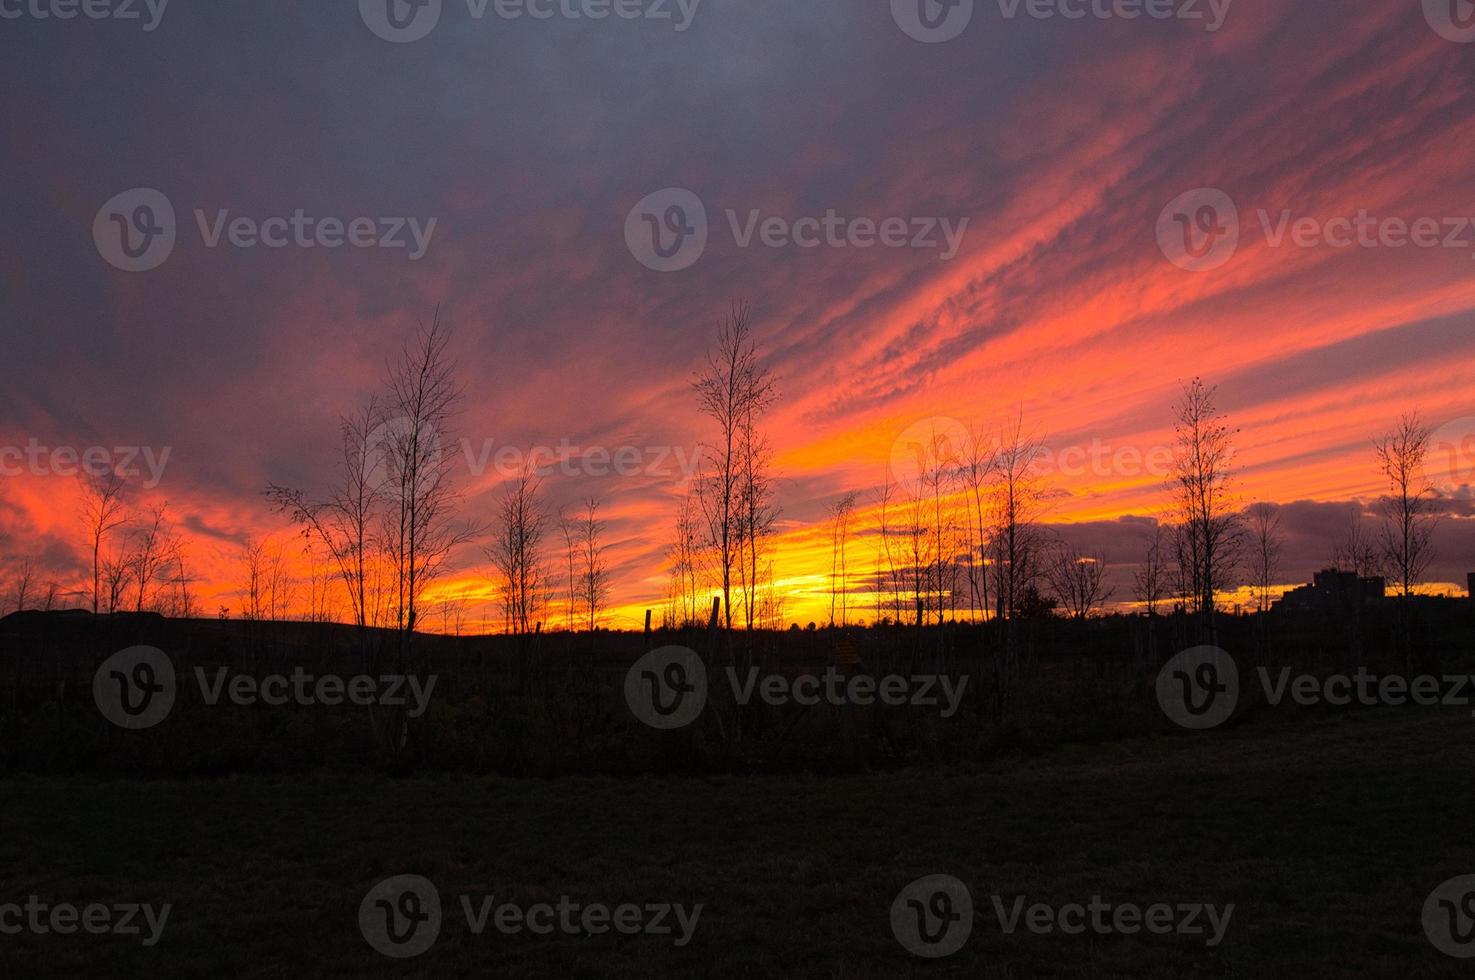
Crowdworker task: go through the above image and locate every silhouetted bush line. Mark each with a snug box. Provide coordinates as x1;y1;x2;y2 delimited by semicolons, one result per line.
1;604;1472;778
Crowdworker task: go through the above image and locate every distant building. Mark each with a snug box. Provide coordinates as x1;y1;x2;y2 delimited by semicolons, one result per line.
1468;572;1475;601
1274;568;1385;613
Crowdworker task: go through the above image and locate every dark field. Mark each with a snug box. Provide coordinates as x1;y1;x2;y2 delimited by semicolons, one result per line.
2;607;1474;976
1;708;1472;978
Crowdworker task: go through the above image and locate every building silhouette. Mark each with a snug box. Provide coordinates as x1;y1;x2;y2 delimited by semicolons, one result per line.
1274;568;1385;614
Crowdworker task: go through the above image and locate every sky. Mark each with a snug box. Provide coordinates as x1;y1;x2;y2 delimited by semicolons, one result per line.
2;0;1475;627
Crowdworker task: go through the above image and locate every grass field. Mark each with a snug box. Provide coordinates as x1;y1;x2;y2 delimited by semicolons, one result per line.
2;702;1473;977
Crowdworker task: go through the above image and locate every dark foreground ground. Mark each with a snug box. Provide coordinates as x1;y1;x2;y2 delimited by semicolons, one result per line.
2;704;1472;978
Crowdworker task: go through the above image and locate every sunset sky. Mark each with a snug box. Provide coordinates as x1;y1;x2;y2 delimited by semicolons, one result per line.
3;0;1475;627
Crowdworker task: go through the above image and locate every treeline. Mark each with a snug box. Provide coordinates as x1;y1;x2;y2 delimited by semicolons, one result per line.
0;310;1452;646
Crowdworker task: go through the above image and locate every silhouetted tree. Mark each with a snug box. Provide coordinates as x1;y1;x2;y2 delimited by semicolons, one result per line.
579;497;610;632
488;464;549;635
1375;412;1438;599
79;471;128;614
129;503;178;613
1331;505;1384;578
827;491;859;626
1246;502;1283;614
1169;379;1243;643
692;304;776;630
1045;545;1111;620
381;311;478;641
267;398;383;628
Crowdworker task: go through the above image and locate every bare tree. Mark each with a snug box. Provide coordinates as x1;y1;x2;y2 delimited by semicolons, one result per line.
240;536;268;621
168;547;197;619
1045;545;1112;620
1245;502;1283;614
101;551;131;613
665;489;703;627
827;491;859;626
381;311;478;640
1331;505;1383;578
487;465;549;635
579;497;610;632
874;477;903;625
267;398;383;627
988;412;1046;723
736;410;779;631
1375;413;1438;600
905;483;934;626
129;503;178;613
922;424;963;625
990;412;1046;624
1133;521;1170;664
691;304;776;630
558;506;579;631
265;538;298;621
302;542;337;623
960;425;996;622
1169;379;1243;642
79;471;128;614
7;556;36;614
1133;522;1170;617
